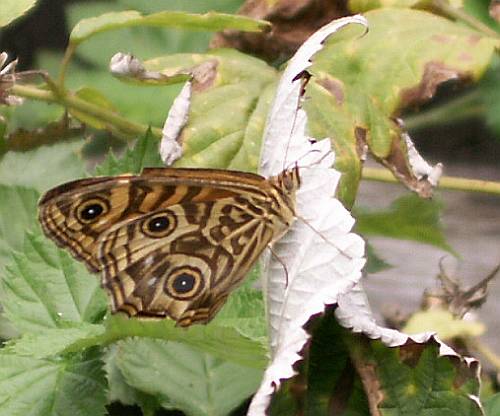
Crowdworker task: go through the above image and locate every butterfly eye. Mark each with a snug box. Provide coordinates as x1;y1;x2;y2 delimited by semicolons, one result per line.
142;211;176;238
75;198;109;224
165;266;204;300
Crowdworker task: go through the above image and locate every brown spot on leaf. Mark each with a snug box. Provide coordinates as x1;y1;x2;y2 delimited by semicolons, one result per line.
398;343;425;367
317;76;344;105
190;59;218;93
468;34;481;45
431;34;452;44
354;126;368;160
373;125;436;198
490;1;500;21
210;0;349;63
400;62;469;108
458;52;472;62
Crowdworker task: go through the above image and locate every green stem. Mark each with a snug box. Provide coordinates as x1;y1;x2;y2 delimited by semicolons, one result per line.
58;43;76;87
432;0;500;39
11;84;163;139
404;89;485;131
362;167;500;195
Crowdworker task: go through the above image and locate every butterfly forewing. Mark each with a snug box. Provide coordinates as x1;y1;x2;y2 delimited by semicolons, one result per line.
38;167;299;326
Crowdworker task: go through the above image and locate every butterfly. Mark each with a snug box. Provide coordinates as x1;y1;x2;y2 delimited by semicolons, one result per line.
38;166;300;327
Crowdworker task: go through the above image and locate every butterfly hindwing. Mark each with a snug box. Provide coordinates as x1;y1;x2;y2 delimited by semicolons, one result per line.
97;199;275;325
38;167;299;326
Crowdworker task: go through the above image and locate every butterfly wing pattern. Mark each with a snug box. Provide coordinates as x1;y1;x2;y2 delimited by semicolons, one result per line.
39;167;300;326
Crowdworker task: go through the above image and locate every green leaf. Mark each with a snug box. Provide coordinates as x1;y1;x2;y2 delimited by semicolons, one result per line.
355;194;454;253
1;231;107;333
95;129;163;175
0;348;106;416
363;338;482;415
0;185;39;267
2;323;105;358
403;309;485;340
0;0;38;27
365;242;392;273
479;55;500;136
71;87;119;129
70;10;270;45
98;313;268;369
0;140;87;192
105;345;161;413
213;287;267;341
306;9;498;205
116;338;262;416
463;0;500;32
302;312;369;415
143;49;277;171
484;393;500;416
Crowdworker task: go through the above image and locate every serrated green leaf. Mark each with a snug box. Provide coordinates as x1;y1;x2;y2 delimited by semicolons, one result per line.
3;322;105;358
0;348;106;416
143;49;277;171
302;312;369;415
98;314;268;369
365;338;482;415
95;129;163;175
0;0;38;27
1;231;107;333
105;345;161;413
0;140;87;192
484;393;500;416
355;194;454;253
117;338;262;416
306;9;498;205
0;185;39;267
70;10;269;45
213;287;267;341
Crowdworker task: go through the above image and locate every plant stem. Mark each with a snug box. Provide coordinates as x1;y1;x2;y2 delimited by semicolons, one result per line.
11;84;163;139
404;89;485;131
362;167;500;195
432;0;500;39
58;44;76;87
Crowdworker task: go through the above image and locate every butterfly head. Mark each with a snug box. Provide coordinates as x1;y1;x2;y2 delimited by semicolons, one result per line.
273;164;301;194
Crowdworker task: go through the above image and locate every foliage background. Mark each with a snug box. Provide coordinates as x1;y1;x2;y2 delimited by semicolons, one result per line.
0;0;499;415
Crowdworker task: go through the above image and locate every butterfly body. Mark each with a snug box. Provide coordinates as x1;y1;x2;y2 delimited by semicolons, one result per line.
38;167;300;326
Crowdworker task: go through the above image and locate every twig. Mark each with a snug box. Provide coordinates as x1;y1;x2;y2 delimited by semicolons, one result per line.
362;167;500;195
11;84;163;140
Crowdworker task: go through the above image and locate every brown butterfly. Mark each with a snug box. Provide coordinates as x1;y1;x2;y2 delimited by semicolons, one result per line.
38;167;300;327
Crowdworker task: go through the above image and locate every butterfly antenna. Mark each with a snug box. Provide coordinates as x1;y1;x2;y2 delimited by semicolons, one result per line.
296;214;354;261
282;71;312;171
285;147;335;172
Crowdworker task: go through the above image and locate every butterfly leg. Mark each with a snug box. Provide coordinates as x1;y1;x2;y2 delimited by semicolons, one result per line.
268;245;289;288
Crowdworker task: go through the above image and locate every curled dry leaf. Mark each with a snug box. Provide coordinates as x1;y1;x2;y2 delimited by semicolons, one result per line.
211;0;351;63
109;52;191;85
424;258;500;318
0;52;23;106
160;81;192;165
376;125;443;198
